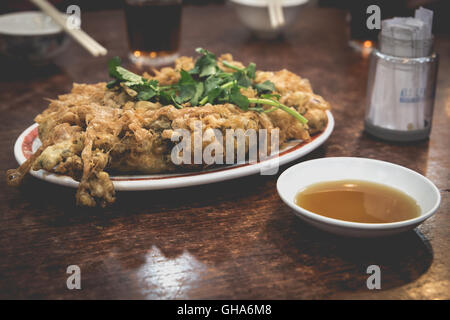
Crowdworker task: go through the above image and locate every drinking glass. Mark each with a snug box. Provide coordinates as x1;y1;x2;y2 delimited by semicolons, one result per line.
124;0;182;66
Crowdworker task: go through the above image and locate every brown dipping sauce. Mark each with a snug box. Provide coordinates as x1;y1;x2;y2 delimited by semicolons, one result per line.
295;180;421;223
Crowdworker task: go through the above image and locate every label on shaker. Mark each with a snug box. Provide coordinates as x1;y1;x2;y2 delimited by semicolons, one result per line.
368;58;432;131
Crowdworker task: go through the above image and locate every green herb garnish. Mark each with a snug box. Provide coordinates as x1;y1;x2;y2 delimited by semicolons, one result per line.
107;49;307;123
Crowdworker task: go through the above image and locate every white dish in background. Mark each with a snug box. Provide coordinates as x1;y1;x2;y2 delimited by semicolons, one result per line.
229;0;309;39
0;11;62;36
0;11;69;63
14;111;334;191
277;157;441;237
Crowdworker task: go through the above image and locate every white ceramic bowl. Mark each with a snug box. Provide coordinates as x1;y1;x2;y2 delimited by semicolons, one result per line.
277;157;441;237
0;11;69;63
229;0;309;39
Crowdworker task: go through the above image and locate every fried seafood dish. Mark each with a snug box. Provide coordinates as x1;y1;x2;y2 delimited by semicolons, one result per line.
7;48;330;207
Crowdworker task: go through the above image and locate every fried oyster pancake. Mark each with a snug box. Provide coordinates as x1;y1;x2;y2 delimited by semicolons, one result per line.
7;53;330;207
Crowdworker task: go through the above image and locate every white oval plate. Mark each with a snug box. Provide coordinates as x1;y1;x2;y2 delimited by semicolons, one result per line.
14;111;334;191
277;157;441;237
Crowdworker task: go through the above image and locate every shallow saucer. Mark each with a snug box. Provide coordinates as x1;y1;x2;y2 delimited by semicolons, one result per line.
277;157;441;237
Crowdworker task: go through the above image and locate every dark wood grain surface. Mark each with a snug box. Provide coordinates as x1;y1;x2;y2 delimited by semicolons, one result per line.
0;5;449;299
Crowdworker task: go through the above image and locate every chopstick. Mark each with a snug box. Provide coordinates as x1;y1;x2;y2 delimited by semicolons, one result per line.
29;0;107;57
268;0;278;28
268;0;285;29
275;0;285;27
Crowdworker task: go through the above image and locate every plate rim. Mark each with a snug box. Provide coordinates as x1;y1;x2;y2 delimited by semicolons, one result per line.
14;110;334;191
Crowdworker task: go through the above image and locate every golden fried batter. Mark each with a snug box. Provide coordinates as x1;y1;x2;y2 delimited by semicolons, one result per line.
7;54;330;207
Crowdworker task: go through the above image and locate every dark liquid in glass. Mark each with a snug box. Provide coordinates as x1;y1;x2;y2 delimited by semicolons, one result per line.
124;1;182;58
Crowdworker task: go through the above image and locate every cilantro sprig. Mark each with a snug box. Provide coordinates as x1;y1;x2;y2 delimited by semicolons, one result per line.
107;49;308;123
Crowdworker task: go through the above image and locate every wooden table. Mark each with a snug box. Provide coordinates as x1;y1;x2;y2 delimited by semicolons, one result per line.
0;5;448;300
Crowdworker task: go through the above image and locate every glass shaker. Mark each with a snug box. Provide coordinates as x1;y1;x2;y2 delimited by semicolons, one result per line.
364;35;439;142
